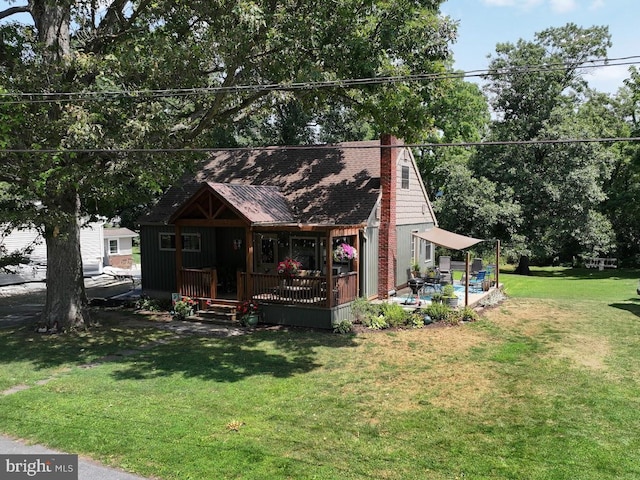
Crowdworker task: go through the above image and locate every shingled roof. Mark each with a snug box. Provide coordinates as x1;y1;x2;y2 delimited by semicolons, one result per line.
141;140;385;226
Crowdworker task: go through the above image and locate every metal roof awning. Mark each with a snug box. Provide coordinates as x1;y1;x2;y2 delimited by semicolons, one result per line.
413;227;484;250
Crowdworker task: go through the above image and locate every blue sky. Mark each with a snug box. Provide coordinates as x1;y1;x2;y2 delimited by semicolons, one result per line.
441;0;638;94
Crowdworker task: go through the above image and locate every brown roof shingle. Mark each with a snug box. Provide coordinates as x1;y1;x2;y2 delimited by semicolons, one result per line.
141;140;384;226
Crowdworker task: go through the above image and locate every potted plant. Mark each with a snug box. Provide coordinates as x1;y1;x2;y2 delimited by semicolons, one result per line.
237;300;261;327
430;292;444;304
173;296;197;320
277;257;302;282
442;284;458;308
410;260;421;277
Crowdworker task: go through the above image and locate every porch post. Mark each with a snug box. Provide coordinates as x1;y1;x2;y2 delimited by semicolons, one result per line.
245;227;254;299
495;239;500;288
175;225;183;295
353;230;360;298
464;250;470;307
327;230;334;308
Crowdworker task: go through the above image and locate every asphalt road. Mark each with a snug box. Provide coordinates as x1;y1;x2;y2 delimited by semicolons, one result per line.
0;435;151;480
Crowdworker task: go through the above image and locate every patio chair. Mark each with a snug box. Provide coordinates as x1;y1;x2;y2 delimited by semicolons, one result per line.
438;256;451;274
471;258;483;274
469;270;486;293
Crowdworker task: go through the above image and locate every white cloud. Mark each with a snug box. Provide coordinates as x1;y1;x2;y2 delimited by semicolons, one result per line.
586;64;630;94
549;0;577;13
589;0;605;10
482;0;582;13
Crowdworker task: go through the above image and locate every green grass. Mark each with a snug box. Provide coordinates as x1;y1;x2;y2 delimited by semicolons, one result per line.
0;269;639;479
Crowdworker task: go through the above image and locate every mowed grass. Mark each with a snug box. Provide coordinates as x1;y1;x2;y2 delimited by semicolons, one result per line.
0;268;639;479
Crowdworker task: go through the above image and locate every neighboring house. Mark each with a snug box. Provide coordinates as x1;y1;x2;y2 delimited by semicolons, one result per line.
103;227;138;269
138;135;438;328
0;222;105;286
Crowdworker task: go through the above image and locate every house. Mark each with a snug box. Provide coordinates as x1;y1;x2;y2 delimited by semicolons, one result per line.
138;135;438;328
103;227;138;269
0;221;106;286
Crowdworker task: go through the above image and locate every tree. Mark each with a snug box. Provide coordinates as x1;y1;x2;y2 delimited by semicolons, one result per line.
473;24;615;272
0;0;456;330
603;69;640;264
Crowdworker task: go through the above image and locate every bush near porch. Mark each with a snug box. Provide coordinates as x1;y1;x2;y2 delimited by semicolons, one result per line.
0;266;638;479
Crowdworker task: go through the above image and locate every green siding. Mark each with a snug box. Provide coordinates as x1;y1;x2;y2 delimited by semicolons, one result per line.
140;225;218;294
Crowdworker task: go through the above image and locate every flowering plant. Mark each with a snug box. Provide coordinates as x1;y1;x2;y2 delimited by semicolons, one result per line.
173;296;197;320
333;243;357;262
277;257;302;277
237;300;260;317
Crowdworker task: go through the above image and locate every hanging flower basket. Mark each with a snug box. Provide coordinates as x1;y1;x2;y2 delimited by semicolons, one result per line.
333;243;357;262
277;257;302;277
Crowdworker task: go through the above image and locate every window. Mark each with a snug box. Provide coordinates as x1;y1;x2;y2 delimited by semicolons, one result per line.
159;233;201;252
401;166;410;189
108;239;119;254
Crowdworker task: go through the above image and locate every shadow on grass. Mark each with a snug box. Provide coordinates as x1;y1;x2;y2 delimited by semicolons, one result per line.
110;328;355;383
0;309;359;383
609;298;640;318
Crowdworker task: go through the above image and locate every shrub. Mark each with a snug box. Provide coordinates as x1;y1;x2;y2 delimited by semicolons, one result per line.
423;302;451;322
380;302;408;327
333;319;353;334
364;314;388;330
351;297;378;324
442;284;455;298
408;312;425;328
459;306;479;322
444;310;462;326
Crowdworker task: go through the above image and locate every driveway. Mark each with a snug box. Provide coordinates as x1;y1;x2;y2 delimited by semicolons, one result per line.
0;275;137;328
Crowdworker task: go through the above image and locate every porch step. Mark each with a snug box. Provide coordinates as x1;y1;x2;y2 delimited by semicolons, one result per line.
195;303;238;325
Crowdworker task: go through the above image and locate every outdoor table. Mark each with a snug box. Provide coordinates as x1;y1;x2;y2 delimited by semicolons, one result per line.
422;275;442;293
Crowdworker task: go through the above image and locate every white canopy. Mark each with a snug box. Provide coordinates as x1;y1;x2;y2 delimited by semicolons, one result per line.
413;227;484;250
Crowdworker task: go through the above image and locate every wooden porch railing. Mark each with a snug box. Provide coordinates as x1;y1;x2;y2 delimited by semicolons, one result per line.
179;268;217;300
239;272;358;308
179;268;359;308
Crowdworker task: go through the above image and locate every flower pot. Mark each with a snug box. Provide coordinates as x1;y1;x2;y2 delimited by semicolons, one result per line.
445;296;458;308
243;314;259;327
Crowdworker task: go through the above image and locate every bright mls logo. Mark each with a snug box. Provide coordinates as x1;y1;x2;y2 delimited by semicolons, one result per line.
1;454;78;479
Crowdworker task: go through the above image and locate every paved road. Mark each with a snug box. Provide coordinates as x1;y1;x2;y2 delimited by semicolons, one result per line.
0;435;151;480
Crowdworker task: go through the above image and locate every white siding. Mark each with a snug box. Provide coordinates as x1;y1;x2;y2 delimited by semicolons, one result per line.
0;221;104;283
81;222;104;275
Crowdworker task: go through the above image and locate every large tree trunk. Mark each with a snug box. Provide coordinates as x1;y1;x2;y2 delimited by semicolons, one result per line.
514;255;531;275
42;192;90;331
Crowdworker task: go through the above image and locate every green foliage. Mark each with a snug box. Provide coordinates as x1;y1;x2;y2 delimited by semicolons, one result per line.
351;297;377;324
473;23;617;263
363;314;388;330
459;306;479;322
442;284;455;298
423;302;452;322
379;302;409;328
134;296;161;312
333;319;353;334
408;312;425;328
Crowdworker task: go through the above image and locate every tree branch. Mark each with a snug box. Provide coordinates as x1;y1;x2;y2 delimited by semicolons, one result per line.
0;5;30;21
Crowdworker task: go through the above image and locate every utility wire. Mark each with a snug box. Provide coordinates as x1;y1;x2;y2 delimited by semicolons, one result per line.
2;136;639;154
0;55;638;105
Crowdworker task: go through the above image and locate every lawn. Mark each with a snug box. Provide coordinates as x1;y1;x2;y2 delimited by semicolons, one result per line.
0;267;639;479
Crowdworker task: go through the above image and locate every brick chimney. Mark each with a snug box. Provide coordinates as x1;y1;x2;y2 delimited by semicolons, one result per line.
378;134;398;298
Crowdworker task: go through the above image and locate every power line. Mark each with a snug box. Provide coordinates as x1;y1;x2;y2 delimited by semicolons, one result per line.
1;136;639;154
0;55;638;105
